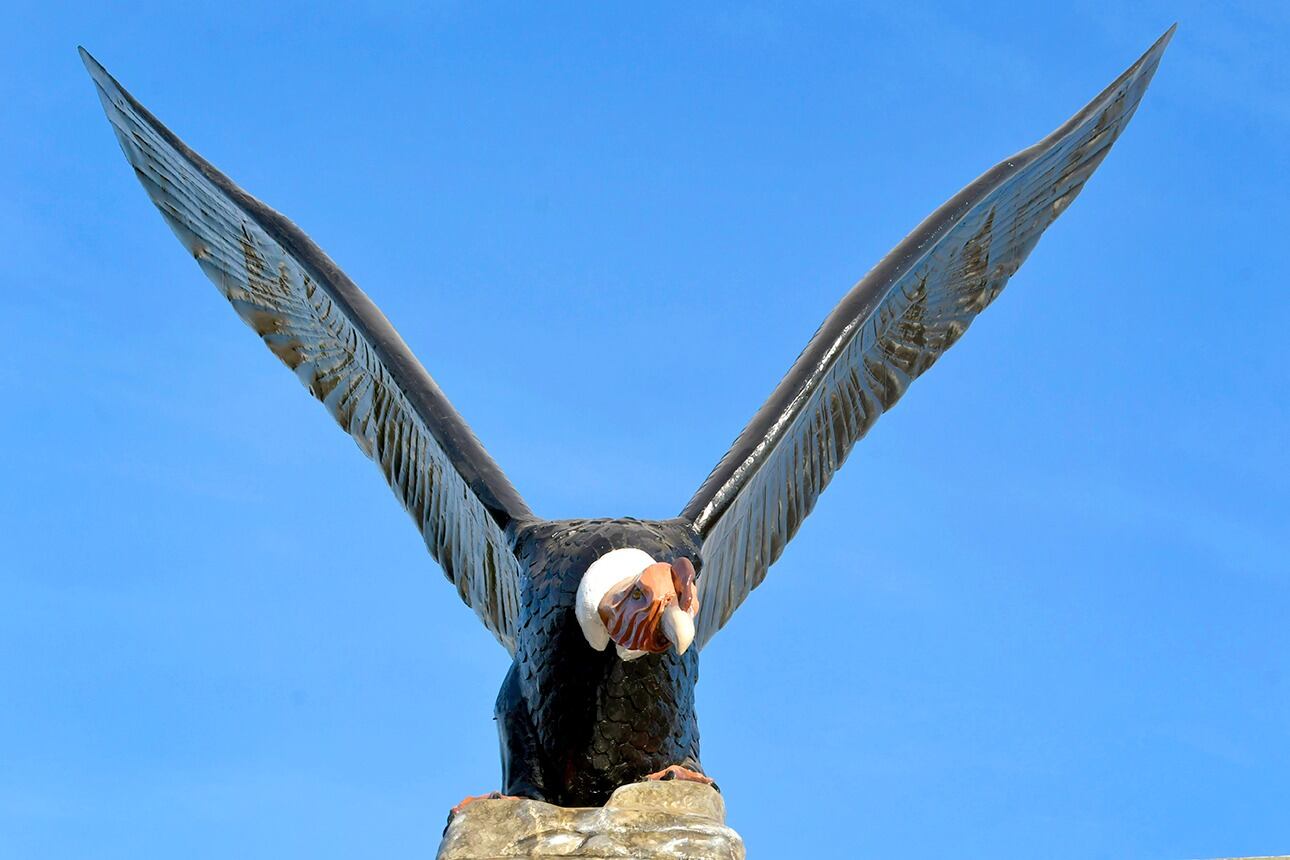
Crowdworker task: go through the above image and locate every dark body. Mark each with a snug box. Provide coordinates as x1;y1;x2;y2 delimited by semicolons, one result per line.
499;518;704;806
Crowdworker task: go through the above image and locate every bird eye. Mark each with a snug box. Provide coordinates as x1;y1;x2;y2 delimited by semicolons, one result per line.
631;587;643;600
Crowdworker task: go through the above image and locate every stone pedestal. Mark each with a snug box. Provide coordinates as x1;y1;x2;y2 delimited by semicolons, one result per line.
437;780;744;859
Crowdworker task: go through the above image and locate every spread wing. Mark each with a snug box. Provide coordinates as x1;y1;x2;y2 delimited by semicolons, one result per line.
682;27;1174;650
82;49;531;653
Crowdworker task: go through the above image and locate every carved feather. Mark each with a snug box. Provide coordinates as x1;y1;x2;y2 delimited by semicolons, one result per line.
81;48;530;653
683;28;1174;649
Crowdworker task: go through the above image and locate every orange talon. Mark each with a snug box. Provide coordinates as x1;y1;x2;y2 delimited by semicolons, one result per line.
449;790;507;819
644;764;715;787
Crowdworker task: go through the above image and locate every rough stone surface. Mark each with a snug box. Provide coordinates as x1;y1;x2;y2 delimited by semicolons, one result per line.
437;781;744;859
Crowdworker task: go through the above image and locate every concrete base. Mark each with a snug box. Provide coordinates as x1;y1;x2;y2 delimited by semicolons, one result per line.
437;780;744;860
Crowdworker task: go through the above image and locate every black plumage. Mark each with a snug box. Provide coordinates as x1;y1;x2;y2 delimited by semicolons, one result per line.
82;28;1172;808
503;519;703;805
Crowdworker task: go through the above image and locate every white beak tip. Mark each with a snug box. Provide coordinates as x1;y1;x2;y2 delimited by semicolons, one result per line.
662;604;696;656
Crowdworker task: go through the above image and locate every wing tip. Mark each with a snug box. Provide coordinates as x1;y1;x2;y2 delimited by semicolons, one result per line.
1114;23;1176;87
1143;22;1176;68
1130;23;1176;85
1033;24;1174;167
78;45;110;84
78;45;128;122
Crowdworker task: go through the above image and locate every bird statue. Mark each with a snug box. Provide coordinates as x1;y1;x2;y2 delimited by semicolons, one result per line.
81;26;1172;811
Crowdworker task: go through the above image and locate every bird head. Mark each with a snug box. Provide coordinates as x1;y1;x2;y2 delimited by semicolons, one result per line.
575;549;699;659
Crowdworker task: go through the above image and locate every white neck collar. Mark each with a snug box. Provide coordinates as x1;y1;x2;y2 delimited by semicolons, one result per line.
575;547;656;660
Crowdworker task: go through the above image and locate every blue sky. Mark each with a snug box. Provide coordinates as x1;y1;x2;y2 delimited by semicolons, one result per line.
2;2;1286;858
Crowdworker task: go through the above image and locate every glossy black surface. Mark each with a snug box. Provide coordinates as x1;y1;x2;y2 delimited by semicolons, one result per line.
80;48;528;651
502;518;704;806
84;28;1172;807
681;27;1174;537
683;27;1174;649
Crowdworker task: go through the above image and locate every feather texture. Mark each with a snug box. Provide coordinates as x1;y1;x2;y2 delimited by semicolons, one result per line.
684;28;1174;649
82;49;530;652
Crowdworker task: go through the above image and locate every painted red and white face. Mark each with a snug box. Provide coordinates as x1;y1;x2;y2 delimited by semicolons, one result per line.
597;558;699;655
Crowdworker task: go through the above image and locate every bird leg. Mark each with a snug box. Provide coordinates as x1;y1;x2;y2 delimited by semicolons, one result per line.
644;764;716;788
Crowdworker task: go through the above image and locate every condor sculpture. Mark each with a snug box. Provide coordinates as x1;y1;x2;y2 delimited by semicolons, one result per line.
82;27;1172;809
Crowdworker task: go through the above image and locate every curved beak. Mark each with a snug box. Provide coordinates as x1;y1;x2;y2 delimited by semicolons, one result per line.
660;603;695;656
